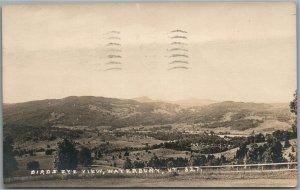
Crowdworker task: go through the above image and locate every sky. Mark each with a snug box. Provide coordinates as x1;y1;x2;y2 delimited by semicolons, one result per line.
3;3;297;103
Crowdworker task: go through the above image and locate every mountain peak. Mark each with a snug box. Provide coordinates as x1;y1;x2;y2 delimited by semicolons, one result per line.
170;98;218;108
133;96;154;103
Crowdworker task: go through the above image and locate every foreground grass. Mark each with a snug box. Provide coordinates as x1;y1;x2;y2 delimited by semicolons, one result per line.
5;177;297;188
5;170;297;188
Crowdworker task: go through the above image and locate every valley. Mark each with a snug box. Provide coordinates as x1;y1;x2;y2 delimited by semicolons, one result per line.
3;96;298;187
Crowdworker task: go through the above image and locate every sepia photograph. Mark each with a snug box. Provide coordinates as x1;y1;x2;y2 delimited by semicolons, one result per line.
2;2;298;188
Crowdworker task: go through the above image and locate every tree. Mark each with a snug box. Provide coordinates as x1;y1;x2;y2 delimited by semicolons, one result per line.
54;139;78;170
166;160;175;168
247;144;261;164
190;155;207;166
236;143;248;160
123;157;132;169
284;137;291;148
3;136;18;177
272;130;284;141
284;139;291;148
124;151;129;157
220;155;227;164
148;155;160;168
290;90;297;115
290;90;297;137
132;160;145;168
45;149;53;155
27;161;40;170
79;147;92;167
271;140;284;163
254;133;265;143
95;150;102;159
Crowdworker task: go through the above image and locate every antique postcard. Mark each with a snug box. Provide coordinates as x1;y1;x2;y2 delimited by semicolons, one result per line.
2;2;297;188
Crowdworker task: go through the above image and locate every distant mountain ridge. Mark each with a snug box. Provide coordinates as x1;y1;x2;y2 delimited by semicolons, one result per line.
170;98;219;108
3;96;292;131
133;96;160;103
133;96;218;108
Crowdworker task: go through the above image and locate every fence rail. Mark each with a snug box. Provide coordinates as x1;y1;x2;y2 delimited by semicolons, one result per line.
174;162;297;170
91;162;298;171
193;162;298;168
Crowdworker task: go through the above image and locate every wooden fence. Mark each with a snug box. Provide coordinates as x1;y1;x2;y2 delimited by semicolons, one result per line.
155;162;298;173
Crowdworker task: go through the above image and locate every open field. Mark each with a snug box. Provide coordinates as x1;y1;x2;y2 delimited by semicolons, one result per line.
122;120;293;137
195;120;293;135
16;153;54;169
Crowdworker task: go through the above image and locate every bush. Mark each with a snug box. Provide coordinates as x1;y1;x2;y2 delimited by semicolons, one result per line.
132;160;145;168
45;149;53;155
27;161;40;170
123;157;132;169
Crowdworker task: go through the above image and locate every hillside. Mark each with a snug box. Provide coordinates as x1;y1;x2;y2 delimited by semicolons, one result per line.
3;96;180;128
170;98;218;108
3;96;293;132
133;96;159;103
177;101;293;131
